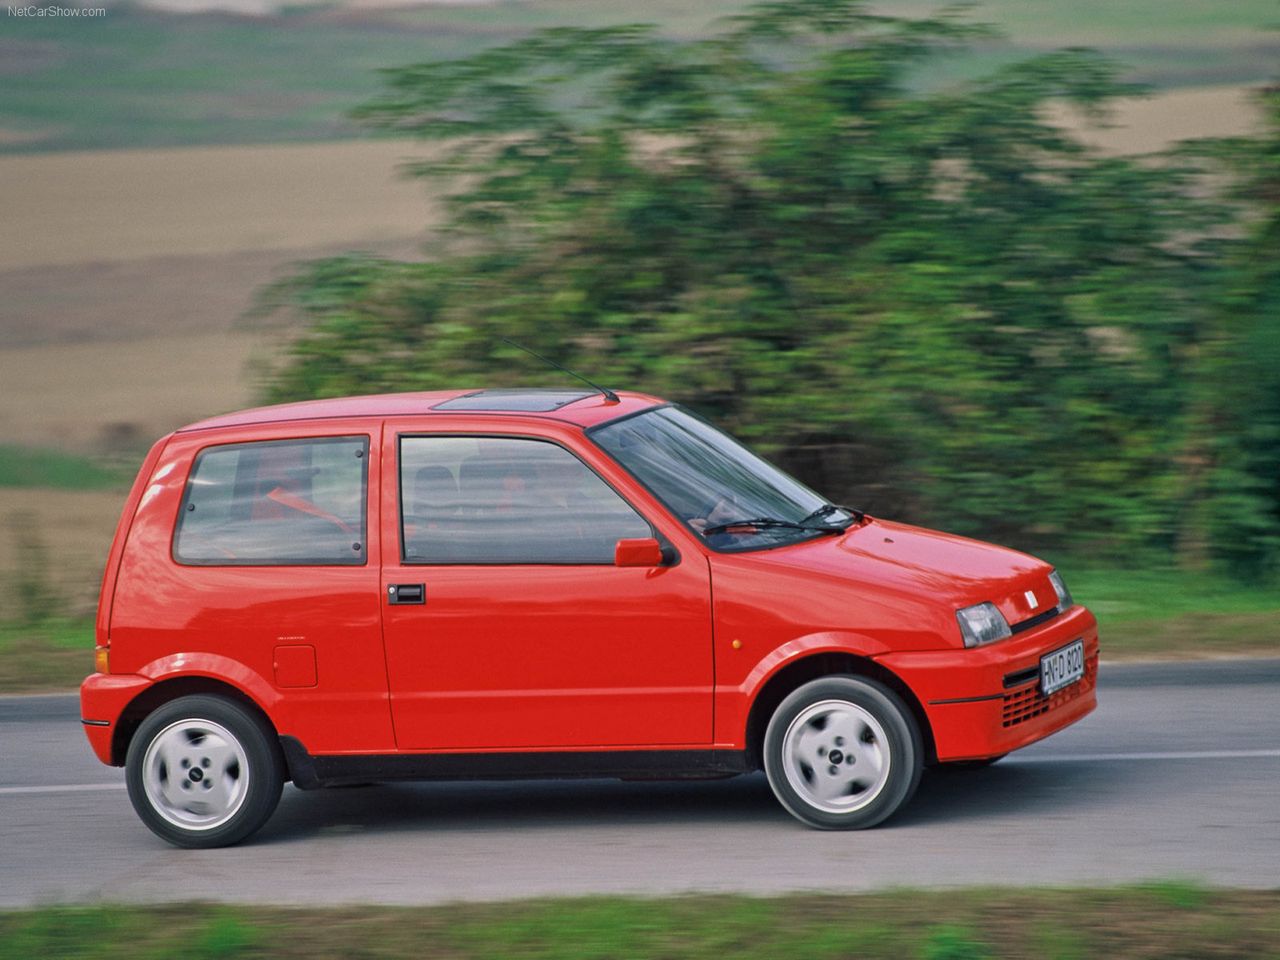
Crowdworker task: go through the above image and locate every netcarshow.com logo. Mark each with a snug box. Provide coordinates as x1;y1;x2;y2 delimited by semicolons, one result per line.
8;4;106;15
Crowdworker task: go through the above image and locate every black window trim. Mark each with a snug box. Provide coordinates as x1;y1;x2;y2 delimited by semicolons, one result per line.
585;404;839;556
395;431;677;567
172;434;371;568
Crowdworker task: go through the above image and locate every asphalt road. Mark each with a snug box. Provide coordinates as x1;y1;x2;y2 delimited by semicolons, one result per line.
2;660;1278;907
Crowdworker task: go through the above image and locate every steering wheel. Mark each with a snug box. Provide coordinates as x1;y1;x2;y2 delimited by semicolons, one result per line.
689;493;746;535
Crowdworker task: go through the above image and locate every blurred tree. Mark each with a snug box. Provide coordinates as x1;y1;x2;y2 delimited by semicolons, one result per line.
258;0;1271;571
1174;86;1280;578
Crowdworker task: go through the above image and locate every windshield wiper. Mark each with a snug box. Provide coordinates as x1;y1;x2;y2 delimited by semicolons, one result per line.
703;516;848;537
798;503;865;526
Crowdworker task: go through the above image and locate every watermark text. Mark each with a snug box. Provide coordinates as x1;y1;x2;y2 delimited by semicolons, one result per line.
8;4;107;16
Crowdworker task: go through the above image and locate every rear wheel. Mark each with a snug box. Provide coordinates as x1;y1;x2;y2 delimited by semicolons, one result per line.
763;675;922;829
125;694;283;848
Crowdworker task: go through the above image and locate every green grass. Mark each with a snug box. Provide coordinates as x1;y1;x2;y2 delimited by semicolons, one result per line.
0;445;131;491
1063;565;1280;659
1069;566;1280;621
1;888;1278;959
0;0;1276;154
0;618;93;692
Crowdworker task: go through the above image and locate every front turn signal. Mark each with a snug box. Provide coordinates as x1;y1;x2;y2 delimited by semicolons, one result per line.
94;646;110;674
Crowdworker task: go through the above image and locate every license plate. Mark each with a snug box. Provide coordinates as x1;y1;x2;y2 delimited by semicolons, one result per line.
1040;638;1085;696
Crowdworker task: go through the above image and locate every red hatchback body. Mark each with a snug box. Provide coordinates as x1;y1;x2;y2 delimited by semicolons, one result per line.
81;389;1098;846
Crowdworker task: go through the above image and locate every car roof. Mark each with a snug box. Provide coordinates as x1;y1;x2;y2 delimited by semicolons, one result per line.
177;388;666;434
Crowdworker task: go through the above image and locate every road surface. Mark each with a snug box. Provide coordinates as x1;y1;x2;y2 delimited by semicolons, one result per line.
2;660;1278;906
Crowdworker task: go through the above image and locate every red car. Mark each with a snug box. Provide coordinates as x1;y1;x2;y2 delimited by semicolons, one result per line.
81;388;1098;847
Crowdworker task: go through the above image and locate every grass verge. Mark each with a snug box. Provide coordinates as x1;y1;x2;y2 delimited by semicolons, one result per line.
0;619;93;693
1;886;1278;959
0;445;132;491
1065;566;1280;660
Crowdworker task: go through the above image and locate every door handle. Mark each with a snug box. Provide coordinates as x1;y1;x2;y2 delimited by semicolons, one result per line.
387;583;425;605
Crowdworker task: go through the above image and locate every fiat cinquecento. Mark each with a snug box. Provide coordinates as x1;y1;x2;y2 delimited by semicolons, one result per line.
81;388;1098;847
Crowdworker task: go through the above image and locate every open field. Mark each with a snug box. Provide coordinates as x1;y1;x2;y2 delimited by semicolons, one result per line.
0;139;434;453
0;488;124;620
0;140;435;270
0;332;270;450
3;85;1257;274
0;248;319;348
1;0;1277;153
1;888;1278;959
1049;85;1264;155
4;89;1258;273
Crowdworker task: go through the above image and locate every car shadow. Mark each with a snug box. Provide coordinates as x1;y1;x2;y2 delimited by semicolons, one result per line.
258;758;1117;844
893;759;1117;827
260;774;780;843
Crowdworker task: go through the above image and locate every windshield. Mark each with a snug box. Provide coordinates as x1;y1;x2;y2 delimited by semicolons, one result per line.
591;406;853;551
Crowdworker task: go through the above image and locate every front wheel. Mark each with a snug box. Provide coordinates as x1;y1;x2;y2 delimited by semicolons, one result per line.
763;675;922;830
125;694;284;848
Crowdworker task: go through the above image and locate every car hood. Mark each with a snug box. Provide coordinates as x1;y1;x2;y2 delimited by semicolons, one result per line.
753;516;1056;626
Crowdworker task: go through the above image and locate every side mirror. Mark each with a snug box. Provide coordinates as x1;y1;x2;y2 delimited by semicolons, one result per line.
614;537;665;567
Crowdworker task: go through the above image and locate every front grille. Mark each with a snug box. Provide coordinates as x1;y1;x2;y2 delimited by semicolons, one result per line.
1001;652;1098;728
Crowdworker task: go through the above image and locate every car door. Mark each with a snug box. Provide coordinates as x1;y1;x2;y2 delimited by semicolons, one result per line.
379;421;714;751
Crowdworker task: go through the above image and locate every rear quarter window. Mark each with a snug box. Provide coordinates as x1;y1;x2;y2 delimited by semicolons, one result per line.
174;436;368;565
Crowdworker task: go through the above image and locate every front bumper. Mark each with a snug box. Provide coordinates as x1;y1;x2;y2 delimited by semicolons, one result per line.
80;672;152;765
876;604;1100;762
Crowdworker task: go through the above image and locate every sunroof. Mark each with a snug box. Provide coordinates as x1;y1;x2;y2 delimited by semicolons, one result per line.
432;389;596;412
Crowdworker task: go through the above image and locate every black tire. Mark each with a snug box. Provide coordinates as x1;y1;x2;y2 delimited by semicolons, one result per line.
125;694;284;848
763;675;923;830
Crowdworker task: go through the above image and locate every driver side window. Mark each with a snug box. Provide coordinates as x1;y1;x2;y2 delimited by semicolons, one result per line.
399;436;651;564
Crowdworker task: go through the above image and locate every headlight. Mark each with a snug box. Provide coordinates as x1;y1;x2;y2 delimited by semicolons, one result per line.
1048;570;1073;611
956;602;1012;648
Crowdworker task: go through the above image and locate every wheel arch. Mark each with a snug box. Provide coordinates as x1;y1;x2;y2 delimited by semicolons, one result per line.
743;652;937;770
111;676;277;767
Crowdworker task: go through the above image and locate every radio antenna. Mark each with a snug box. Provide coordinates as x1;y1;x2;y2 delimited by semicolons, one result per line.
500;338;619;403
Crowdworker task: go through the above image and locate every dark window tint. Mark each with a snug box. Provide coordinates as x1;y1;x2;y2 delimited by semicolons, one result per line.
175;437;368;565
400;436;650;564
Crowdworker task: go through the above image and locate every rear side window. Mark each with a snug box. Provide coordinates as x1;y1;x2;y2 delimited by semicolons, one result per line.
399;436;651;564
174;436;368;565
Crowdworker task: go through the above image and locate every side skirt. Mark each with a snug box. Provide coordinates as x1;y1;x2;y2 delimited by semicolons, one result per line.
279;736;750;790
